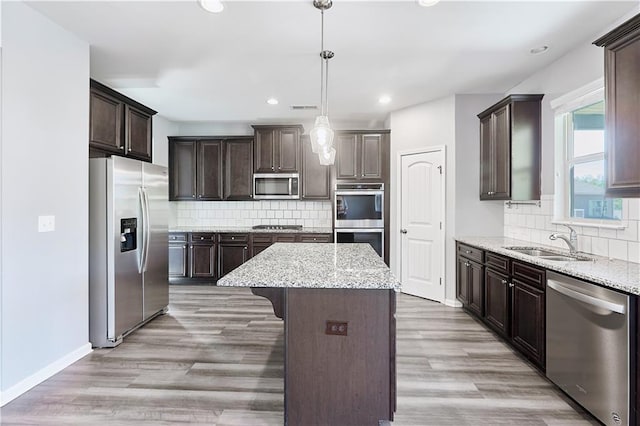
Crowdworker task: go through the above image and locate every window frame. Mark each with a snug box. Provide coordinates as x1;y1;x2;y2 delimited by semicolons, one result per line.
551;80;625;229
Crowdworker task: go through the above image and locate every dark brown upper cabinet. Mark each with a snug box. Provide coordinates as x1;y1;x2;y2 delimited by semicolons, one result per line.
197;140;224;201
169;139;197;201
253;125;303;173
224;138;254;200
477;95;543;201
89;79;156;162
594;14;640;198
300;135;330;200
335;130;390;181
168;136;253;201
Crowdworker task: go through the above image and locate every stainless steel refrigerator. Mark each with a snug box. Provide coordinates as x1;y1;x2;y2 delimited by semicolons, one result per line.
89;156;169;348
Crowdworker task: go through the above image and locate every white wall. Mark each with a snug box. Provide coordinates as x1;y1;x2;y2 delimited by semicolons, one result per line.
1;2;91;405
389;94;506;305
504;11;640;263
152;115;179;167
454;94;505;238
389;96;457;303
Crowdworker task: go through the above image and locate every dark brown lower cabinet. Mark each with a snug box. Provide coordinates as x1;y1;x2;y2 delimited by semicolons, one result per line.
297;233;332;243
218;234;250;278
456;242;546;371
169;242;188;279
456;257;470;306
190;243;216;278
456;255;483;316
467;261;484;317
171;232;332;284
511;279;545;368
169;233;188;280
484;268;510;337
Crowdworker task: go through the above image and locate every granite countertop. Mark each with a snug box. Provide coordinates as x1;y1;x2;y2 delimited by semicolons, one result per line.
217;243;401;290
456;237;639;296
169;226;333;234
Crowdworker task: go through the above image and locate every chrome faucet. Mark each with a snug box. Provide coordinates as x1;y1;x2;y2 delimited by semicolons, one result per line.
549;225;578;254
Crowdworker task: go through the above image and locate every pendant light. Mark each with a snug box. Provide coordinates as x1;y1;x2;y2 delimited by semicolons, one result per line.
310;0;336;165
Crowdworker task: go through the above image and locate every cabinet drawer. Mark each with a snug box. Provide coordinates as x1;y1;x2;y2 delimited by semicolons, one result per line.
457;243;484;263
273;234;297;243
190;233;216;243
511;260;545;290
252;233;274;244
219;233;249;244
169;233;187;242
297;233;332;243
485;252;509;274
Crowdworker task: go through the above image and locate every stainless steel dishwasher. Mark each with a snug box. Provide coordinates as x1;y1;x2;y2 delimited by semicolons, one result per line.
546;271;632;426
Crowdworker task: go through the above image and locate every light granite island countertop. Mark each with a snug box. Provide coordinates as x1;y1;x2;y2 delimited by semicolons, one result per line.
217;243;400;290
217;242;399;426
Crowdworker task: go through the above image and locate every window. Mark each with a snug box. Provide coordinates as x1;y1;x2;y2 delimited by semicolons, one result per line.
552;82;623;226
563;100;622;221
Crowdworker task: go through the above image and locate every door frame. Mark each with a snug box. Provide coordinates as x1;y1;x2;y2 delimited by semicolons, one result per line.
396;146;447;302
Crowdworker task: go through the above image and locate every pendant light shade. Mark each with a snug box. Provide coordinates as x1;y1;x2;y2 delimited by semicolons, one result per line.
310;0;336;165
310;115;335;154
318;146;336;166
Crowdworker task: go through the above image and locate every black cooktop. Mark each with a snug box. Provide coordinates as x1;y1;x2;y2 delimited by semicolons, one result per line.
252;224;303;231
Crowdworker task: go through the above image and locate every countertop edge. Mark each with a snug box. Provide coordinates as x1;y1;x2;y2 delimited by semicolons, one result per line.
455;237;639;296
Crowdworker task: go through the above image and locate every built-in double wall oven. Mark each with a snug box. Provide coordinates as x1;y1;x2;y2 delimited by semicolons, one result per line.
334;183;384;258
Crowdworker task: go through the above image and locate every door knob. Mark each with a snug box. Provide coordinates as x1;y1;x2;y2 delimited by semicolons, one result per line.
400;229;408;234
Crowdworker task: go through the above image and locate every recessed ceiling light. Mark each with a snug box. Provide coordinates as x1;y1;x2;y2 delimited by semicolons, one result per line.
199;0;224;13
266;98;279;105
417;0;440;7
378;95;392;105
530;45;549;55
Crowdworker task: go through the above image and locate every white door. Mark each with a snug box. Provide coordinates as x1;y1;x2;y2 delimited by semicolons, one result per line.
400;150;444;302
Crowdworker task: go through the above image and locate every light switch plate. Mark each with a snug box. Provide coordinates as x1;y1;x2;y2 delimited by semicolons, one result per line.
38;215;55;232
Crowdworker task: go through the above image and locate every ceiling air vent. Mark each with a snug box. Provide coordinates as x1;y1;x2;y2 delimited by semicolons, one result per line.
290;105;318;110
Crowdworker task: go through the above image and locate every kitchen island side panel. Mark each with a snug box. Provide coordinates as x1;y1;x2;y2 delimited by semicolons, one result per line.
284;288;395;426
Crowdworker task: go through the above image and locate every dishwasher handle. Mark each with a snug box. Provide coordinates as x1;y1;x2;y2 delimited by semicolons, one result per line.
547;279;626;315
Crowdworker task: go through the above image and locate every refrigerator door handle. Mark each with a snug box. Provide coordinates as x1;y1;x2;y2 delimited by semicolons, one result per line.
138;187;146;273
142;187;151;272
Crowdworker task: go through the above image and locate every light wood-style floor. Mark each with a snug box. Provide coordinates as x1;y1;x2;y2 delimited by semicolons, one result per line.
1;286;597;425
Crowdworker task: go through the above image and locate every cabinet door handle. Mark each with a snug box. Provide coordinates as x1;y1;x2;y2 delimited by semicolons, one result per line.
501;279;507;284
400;229;408;234
119;145;125;151
465;250;472;254
508;283;514;288
200;236;204;240
192;195;196;198
128;147;132;152
183;245;187;249
231;236;235;240
271;166;275;171
465;262;470;267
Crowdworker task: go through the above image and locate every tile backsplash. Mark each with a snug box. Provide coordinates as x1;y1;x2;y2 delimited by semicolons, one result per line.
170;201;332;229
503;195;640;263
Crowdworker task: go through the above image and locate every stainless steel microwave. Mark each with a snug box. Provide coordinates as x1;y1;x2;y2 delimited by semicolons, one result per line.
253;173;300;200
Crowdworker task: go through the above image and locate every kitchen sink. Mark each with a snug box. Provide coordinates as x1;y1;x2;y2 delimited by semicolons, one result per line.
505;247;557;257
503;246;592;262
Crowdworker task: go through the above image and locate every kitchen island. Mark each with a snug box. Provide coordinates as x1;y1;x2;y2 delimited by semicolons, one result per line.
217;243;400;426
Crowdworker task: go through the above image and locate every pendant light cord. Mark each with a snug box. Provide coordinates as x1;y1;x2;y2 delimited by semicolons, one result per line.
320;8;325;116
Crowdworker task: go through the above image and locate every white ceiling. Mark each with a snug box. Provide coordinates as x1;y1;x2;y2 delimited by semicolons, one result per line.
28;0;638;124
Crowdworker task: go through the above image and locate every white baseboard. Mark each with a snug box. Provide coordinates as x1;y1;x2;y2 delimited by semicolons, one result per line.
444;298;463;308
0;342;92;407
